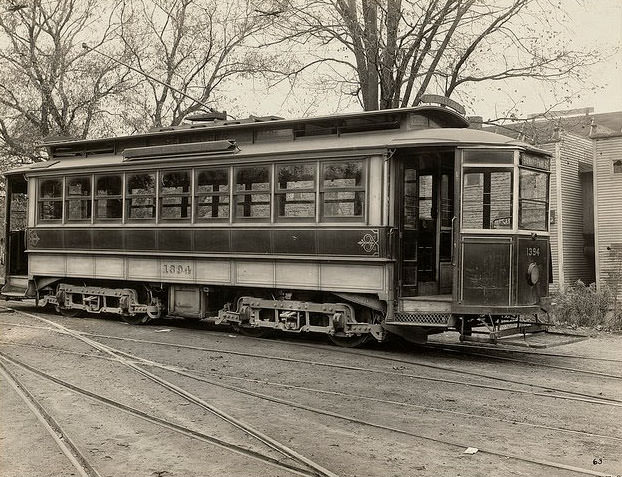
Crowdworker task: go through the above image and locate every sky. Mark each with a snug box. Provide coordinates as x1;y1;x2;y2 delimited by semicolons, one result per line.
237;0;622;122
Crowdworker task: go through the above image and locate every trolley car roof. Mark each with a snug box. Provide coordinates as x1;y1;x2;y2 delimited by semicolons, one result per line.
8;107;550;174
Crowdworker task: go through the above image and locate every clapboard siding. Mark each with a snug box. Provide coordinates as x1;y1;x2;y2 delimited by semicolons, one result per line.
541;135;595;291
559;134;595;286
594;135;622;300
539;142;560;291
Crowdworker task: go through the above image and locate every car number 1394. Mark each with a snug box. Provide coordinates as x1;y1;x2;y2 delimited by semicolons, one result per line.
526;247;541;257
163;264;192;275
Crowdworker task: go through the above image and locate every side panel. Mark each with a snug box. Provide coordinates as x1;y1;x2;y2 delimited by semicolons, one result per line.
29;253;391;297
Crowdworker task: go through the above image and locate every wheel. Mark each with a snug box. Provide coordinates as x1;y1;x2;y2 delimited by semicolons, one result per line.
328;308;378;348
121;313;152;325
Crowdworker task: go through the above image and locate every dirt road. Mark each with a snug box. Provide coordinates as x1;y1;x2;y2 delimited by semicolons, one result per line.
1;301;621;476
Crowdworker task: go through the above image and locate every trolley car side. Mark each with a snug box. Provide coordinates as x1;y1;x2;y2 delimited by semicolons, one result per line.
1;105;555;346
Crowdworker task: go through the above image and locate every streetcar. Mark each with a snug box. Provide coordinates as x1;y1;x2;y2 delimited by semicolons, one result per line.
2;100;555;346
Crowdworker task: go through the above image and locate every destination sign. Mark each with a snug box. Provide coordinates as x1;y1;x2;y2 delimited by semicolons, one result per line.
520;153;550;171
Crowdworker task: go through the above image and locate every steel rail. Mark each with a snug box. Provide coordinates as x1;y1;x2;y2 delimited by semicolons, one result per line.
3;338;620;444
2;318;621;379
104;345;616;477
6;308;340;477
0;358;101;477
81;332;622;407
0;350;318;477
1;314;620;407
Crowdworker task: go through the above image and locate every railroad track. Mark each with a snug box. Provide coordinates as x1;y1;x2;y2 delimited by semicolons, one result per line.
0;351;323;477
0;307;617;477
4;338;621;445
2;314;621;407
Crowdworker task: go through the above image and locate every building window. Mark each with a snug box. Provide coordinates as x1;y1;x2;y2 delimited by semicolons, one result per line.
275;163;316;220
95;174;122;221
160;170;191;221
196;168;230;221
321;159;365;219
126;173;156;221
65;176;92;222
234;165;271;220
462;169;513;229
613;160;622;174
38;177;63;222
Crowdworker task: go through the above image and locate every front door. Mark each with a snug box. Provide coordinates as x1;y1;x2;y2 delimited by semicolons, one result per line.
397;151;454;297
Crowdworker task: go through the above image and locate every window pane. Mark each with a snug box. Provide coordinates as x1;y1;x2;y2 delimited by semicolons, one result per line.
235;194;270;218
519;201;547;231
323;161;363;188
96;175;122;196
519;169;547;200
128;197;155;219
38;201;62;220
403;168;417;227
490;172;512;229
95;198;122;219
127;173;155;195
277;164;315;190
462;173;484;228
67;176;91;197
160;196;191;220
197;168;229;193
277;192;315;218
66;199;92;221
161;171;191;194
462;170;512;229
197;195;230;219
40;178;62;198
235;166;270;192
323;191;364;217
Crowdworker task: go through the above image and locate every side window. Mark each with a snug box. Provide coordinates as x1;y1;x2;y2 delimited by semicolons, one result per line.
234;165;271;220
126;173;156;221
321;159;365;220
95;174;122;221
160;170;191;221
65;176;92;222
38;177;63;222
275;163;316;220
613;160;622;174
195;168;230;221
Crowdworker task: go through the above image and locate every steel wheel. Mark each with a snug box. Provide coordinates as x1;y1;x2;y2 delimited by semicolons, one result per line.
328;308;377;348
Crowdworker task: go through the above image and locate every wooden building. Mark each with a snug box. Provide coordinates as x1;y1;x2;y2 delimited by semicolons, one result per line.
592;131;622;300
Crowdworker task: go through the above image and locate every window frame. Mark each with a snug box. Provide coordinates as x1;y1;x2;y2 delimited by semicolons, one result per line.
319;158;367;222
233;164;272;222
461;166;514;232
274;161;317;222
125;172;157;223
94;173;123;223
194;166;231;222
64;175;93;223
158;169;193;223
37;176;64;224
518;166;549;232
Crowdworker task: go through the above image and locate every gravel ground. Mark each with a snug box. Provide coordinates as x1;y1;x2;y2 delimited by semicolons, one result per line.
1;301;621;477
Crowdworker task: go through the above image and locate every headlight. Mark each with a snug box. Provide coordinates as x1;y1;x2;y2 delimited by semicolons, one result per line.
527;262;540;285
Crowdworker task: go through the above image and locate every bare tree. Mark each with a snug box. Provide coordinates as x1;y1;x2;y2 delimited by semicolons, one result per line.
117;0;282;129
268;0;601;111
0;0;131;163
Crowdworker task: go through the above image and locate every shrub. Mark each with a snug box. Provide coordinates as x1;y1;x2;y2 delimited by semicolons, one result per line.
551;280;613;328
